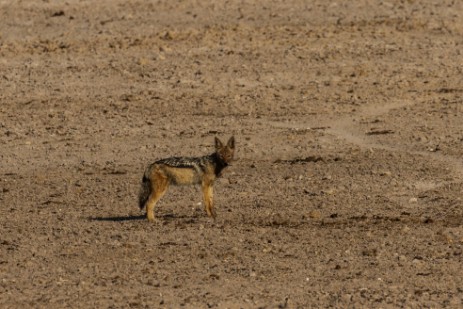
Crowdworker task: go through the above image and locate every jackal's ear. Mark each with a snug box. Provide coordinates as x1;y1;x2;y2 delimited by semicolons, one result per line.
227;136;235;149
215;137;224;150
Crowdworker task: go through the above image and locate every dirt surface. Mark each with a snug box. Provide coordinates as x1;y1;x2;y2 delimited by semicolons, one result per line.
1;0;463;308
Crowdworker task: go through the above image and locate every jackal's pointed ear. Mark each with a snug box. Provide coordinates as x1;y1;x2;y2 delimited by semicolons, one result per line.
215;137;224;150
227;136;235;149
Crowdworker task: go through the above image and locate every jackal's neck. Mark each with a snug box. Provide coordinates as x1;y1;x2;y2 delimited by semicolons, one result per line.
210;152;228;176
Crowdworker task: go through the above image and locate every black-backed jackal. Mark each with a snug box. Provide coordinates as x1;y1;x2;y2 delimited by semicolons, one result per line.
139;136;235;222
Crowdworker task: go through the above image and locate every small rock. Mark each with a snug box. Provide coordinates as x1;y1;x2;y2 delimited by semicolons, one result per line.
308;210;322;219
402;226;411;233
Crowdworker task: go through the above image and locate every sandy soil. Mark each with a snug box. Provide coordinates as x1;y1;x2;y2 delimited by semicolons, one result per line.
1;0;463;307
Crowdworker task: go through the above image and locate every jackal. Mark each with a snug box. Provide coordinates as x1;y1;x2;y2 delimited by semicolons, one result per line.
139;136;235;222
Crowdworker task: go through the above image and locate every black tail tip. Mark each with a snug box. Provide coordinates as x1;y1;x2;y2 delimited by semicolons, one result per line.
139;177;150;210
138;192;148;210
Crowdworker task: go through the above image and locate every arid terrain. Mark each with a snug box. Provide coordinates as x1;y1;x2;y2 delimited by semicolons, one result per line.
1;0;463;308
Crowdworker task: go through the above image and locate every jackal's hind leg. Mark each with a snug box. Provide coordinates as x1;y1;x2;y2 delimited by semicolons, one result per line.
146;172;169;222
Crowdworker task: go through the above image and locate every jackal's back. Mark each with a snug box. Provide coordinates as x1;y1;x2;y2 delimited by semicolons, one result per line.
155;155;214;185
156;156;211;170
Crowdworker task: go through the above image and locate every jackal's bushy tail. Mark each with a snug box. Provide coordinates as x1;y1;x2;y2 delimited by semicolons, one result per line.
138;174;151;210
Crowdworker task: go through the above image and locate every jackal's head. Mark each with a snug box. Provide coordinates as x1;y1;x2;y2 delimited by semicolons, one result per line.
215;136;235;165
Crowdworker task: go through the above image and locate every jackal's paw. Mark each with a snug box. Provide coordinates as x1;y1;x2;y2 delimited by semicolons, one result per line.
205;206;215;218
210;209;217;220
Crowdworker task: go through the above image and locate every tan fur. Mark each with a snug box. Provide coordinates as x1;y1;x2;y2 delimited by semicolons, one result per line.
139;136;235;222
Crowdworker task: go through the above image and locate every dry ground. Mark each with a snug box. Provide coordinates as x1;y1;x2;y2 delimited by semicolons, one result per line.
1;0;463;308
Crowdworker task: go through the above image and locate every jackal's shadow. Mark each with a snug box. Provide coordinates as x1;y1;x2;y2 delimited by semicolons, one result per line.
89;215;146;222
88;212;201;223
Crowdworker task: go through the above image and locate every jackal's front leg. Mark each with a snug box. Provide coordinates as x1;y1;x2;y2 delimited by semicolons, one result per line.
202;181;215;219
